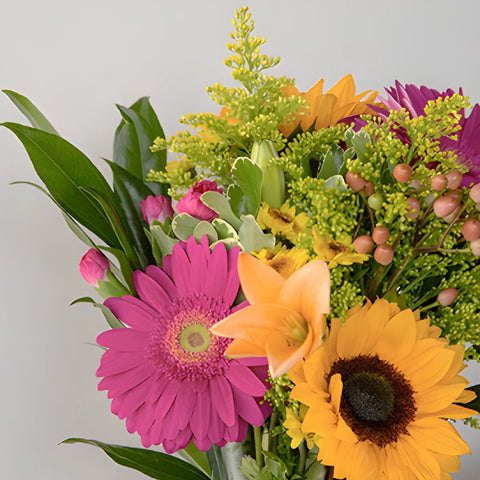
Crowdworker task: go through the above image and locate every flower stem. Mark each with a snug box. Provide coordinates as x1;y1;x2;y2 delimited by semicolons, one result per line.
295;441;307;476
253;426;264;468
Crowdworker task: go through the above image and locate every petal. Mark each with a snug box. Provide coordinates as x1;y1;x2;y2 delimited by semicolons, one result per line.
96;328;149;351
210;376;236;426
145;265;178;299
278;260;330;321
104;296;157;331
97;363;154;397
133;270;172;312
190;389;211;443
225;363;267;396
154;380;181;422
204;241;228;298
97;350;145;376
173;381;197;430
237;252;285;304
231;385;265;426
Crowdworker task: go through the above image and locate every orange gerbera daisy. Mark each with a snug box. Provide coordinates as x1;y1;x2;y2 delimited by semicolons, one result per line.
210;252;330;378
288;299;476;480
280;74;378;137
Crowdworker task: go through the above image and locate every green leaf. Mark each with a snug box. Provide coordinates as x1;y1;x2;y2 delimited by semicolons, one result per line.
3;123;120;248
318;145;346;180
114;97;167;196
463;384;480;414
69;297;125;329
106;160;157;267
238;215;275;253
172;213;202;241
324;175;348;192
228;157;263;217
201;191;242;230
62;438;209;480
206;445;228;480
3;90;58;134
212;219;240;241
101;246;137;294
178;442;211;477
148;225;178;261
193;221;218;243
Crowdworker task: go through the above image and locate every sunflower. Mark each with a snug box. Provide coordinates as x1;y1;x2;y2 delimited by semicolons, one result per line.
288;299;476;480
253;243;310;278
280;74;378;137
312;228;369;268
96;237;270;453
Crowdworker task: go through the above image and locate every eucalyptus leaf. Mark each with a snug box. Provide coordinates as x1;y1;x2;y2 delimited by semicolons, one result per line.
317;145;346;180
172;213;202;241
2;123;120;248
238;215;275;253
3;90;58;134
62;438;209;480
324;175;348;192
348;129;371;162
228;157;263;217
201;191;242;230
193;221;218;243
212;219;240;241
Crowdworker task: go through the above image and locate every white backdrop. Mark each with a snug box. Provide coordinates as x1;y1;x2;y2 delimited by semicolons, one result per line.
1;0;479;478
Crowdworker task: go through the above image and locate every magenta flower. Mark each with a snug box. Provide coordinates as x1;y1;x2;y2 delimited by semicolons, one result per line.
141;195;174;225
377;81;480;185
96;237;269;453
176;180;223;221
79;249;110;287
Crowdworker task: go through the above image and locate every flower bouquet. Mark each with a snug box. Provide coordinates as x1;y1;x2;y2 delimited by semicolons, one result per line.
4;6;480;480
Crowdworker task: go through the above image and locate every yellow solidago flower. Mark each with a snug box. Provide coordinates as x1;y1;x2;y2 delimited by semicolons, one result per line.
312;227;368;268
284;405;321;449
280;74;378;137
254;244;310;279
257;202;309;242
288;299;476;480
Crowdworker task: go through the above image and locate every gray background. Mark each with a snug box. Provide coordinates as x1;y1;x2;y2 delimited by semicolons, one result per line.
1;0;479;478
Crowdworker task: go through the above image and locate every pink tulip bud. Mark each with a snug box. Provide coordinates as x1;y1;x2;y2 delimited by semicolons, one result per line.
141;195;174;225
353;235;374;254
79;249;110;287
437;288;458;306
176;180;223;221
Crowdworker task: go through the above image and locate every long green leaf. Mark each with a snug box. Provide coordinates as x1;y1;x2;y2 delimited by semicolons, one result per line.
3;90;59;134
106;160;156;267
3;123;120;248
464;384;480;413
113;97;167;196
62;438;210;480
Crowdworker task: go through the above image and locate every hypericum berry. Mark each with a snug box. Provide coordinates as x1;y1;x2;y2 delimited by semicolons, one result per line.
431;174;448;191
461;219;480;241
445;169;463;190
443;206;462;224
367;192;382;210
406;197;420;220
363;181;375;196
346;172;367;192
372;226;390;245
374;245;394;265
393;164;413;183
470;239;480;256
469;183;480;203
437;288;458;306
409;179;422;191
433;195;460;219
353;235;374;254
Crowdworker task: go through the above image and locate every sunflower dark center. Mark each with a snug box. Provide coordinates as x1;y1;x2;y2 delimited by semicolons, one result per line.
329;354;416;447
342;372;394;422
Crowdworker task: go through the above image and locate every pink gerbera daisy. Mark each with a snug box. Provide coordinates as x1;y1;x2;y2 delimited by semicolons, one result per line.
96;236;270;453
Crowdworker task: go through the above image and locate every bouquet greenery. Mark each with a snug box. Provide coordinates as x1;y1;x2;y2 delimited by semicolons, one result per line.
4;6;480;480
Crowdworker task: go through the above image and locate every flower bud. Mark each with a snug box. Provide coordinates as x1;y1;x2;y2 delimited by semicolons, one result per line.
445;169;463;190
353;235;374;254
79;249;110;287
431;174;447;191
346;171;367;192
141;195;174;225
406;197;420;220
462;219;480;241
372;226;390;245
470;238;480;256
393;164;413;183
433;195;460;219
363;181;375;197
177;180;223;221
443;206;462;224
470;183;480;203
251;140;285;208
367;192;383;210
437;288;458;306
374;245;394;265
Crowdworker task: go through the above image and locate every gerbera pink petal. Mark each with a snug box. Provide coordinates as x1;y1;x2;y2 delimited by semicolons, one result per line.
111;378;151;419
223;418;239;442
232;385;265;426
210;376;236;426
167;242;194;296
225;363;267;397
104;297;157;331
97;364;154;397
96;328;149;351
133;270;172;312
208;409;226;444
144;265;178;299
184;236;208;295
204;242;228;298
190;389;211;445
173;382;197;430
97;350;145;376
154;380;181;422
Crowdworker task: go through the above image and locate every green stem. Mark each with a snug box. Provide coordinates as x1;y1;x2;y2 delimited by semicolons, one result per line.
295;441;307;476
253;426;264;468
267;412;278;453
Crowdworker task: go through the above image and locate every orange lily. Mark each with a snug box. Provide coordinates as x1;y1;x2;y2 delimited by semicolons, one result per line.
211;252;330;377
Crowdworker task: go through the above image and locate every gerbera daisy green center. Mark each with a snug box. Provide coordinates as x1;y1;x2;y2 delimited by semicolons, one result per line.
178;324;211;352
329;354;416;447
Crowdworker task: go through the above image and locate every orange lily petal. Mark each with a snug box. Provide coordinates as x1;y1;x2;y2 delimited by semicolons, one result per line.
238;252;285;304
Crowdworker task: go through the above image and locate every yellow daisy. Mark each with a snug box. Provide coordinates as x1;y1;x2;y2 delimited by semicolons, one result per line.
253;244;310;279
312;227;369;268
280;74;378;137
288;299;476;480
256;202;309;242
